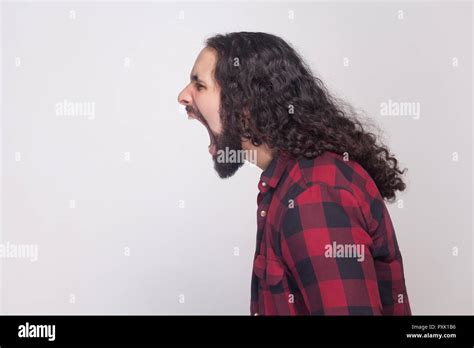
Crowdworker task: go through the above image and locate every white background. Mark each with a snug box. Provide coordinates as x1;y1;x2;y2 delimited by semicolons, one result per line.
1;0;472;314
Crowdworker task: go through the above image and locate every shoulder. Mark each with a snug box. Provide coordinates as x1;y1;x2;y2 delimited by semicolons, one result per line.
281;151;387;232
285;151;381;200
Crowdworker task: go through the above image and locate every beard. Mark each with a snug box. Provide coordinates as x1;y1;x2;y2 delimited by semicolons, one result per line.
189;106;245;179
211;126;245;179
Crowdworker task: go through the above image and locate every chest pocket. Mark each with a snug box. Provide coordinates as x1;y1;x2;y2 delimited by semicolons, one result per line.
253;254;285;286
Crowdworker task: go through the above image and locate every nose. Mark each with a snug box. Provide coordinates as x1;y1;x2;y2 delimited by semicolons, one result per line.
177;84;192;107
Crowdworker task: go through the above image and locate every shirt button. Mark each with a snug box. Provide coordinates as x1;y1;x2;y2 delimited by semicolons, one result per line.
261;181;267;187
254;312;259;316
260;210;266;217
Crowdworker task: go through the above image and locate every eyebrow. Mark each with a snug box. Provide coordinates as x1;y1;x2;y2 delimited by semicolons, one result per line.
190;73;206;85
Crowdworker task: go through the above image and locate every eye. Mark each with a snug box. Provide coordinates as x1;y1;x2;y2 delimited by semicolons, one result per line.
196;84;205;91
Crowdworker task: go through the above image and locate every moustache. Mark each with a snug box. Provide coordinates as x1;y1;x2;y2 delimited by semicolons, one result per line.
185;105;200;117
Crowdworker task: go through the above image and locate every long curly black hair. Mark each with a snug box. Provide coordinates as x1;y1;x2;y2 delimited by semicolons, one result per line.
206;32;407;202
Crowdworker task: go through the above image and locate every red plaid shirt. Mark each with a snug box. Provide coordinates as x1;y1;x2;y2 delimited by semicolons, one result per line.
250;150;411;315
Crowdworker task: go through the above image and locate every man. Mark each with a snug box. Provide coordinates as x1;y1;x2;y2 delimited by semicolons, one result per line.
177;32;411;316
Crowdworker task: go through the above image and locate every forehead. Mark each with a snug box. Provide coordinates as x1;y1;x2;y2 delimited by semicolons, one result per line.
191;47;217;83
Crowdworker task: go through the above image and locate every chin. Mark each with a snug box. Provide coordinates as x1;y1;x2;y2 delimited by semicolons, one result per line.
213;161;243;179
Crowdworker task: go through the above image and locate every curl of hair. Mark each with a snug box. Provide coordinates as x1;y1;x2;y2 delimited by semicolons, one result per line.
206;32;407;202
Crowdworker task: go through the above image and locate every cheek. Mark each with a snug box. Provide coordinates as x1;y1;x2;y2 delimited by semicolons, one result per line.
198;96;222;133
207;111;222;134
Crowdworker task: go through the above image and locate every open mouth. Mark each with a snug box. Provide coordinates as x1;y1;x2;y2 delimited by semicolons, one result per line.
188;111;217;156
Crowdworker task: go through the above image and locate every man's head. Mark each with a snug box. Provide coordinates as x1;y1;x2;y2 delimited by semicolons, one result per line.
177;47;246;178
178;32;407;201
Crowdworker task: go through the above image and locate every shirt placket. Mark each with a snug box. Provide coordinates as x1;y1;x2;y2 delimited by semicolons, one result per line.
252;179;273;316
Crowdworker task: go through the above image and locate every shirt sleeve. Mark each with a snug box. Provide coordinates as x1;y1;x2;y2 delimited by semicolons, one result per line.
280;182;393;315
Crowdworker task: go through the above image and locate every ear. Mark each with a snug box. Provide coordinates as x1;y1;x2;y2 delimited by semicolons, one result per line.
240;109;252;138
240;108;251;129
240;108;262;146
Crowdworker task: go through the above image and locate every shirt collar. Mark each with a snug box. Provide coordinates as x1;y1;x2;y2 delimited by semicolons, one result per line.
259;150;294;190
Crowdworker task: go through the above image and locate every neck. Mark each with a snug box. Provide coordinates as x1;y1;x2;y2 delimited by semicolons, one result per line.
242;141;277;170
